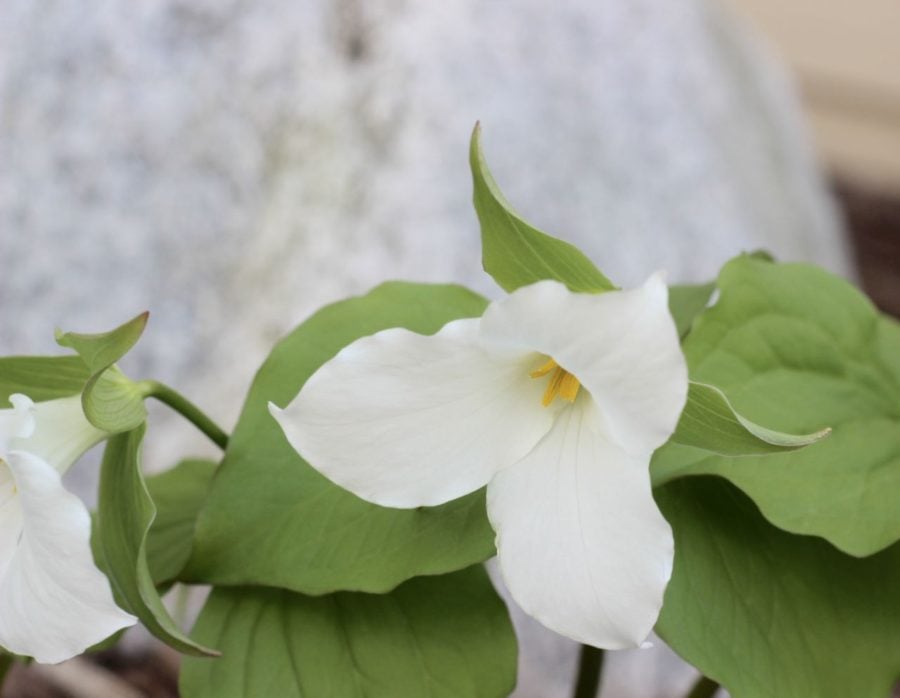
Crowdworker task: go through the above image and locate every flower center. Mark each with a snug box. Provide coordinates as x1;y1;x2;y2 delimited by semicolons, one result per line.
530;358;581;407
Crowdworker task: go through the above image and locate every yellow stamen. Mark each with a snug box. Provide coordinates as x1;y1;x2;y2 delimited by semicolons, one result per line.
529;358;559;379
531;358;581;407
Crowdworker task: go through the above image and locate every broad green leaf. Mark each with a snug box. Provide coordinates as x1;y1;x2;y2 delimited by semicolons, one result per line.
470;124;615;293
877;315;900;382
57;313;149;432
0;355;90;405
180;566;516;698
651;257;900;556
668;282;715;339
666;381;830;457
97;427;217;656
186;282;495;594
656;476;900;698
145;459;218;586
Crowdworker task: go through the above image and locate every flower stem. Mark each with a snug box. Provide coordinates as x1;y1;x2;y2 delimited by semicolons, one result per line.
138;381;229;451
0;653;14;688
572;644;604;698
685;675;720;698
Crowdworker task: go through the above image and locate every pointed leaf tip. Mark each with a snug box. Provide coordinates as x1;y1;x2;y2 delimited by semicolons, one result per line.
669;381;831;458
470;125;615;294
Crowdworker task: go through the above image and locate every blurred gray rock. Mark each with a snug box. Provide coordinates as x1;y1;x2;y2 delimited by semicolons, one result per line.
0;0;848;695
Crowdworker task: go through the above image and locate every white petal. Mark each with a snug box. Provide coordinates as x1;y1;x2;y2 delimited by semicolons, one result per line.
271;318;558;507
0;451;135;663
10;394;107;474
487;398;674;649
0;394;36;453
480;275;688;454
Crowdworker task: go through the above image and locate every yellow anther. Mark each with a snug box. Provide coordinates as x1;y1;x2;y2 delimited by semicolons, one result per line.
529;358;559;379
530;358;581;407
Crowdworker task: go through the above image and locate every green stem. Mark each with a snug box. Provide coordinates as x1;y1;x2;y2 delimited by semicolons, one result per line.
572;644;604;698
0;653;14;689
139;381;229;451
685;675;720;698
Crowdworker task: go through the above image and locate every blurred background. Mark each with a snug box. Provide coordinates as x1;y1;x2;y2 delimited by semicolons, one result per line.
1;0;897;696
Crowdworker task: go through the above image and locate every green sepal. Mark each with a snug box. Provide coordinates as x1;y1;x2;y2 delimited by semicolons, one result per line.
668;282;716;339
55;312;148;372
665;381;830;459
56;313;149;432
180;565;517;698
0;356;90;406
97;426;218;656
471;123;615;293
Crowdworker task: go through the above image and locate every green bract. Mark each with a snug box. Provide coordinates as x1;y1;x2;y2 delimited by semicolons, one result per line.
185;282;496;594
653;256;900;556
180;566;516;698
56;312;149;433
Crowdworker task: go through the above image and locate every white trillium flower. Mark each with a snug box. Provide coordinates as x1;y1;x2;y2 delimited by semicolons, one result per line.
0;393;136;663
270;274;688;648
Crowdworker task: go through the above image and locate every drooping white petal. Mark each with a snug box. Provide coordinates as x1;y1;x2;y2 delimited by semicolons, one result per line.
0;394;109;473
480;275;688;455
0;451;135;663
0;394;36;453
271;318;558;507
486;398;674;649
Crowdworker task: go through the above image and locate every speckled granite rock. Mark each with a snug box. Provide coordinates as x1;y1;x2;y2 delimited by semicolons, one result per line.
0;0;847;695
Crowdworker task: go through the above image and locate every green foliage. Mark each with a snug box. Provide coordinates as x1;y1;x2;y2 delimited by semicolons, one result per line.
668;381;830;457
656;477;900;698
0;356;90;405
470;124;615;293
56;312;148;373
180;566;516;698
56;313;149;432
97;427;217;656
145;459;217;586
653;256;900;556
186;283;496;594
668;282;715;339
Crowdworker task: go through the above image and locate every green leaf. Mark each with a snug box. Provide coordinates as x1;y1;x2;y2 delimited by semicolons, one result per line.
470;124;615;293
180;566;516;698
877;315;900;383
145;459;218;586
57;313;149;432
186;282;496;594
652;257;900;556
668;282;715;339
656;476;900;698
97;427;217;656
665;381;830;457
0;356;90;405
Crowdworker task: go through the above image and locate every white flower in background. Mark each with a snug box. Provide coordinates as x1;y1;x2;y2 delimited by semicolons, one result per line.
271;275;687;648
0;394;136;664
